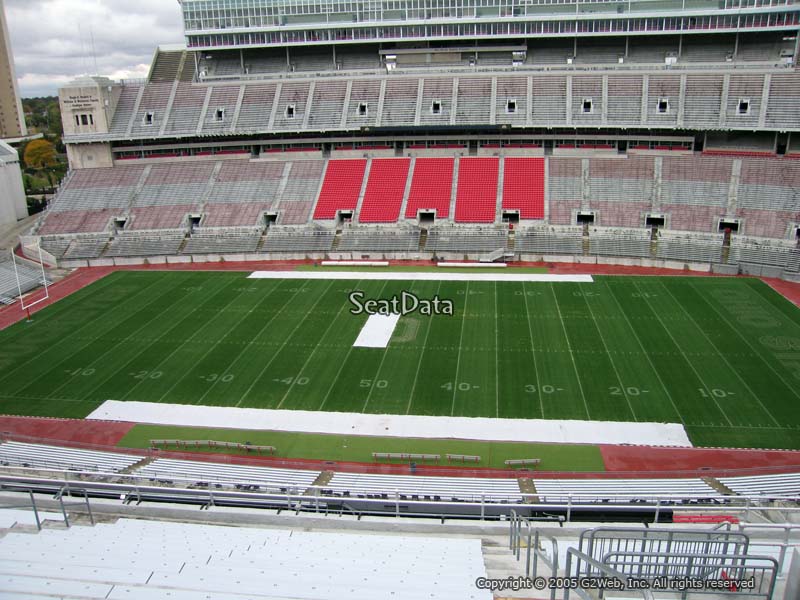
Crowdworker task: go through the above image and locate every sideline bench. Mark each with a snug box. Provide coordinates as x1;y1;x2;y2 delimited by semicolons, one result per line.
372;452;440;463
504;458;541;468
446;454;481;464
150;439;276;455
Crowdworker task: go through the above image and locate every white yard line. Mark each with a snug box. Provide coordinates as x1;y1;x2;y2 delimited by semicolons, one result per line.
605;281;686;424
248;271;593;283
405;281;442;415
450;281;469;416
89;399;694;446
494;282;499;418
550;283;591;420
581;288;637;422
235;280;337;407
632;279;734;428
522;282;544;419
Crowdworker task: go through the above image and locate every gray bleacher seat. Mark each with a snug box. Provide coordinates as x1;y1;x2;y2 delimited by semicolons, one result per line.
0;441;141;473
263;226;334;252
425;227;508;253
182;228;262;254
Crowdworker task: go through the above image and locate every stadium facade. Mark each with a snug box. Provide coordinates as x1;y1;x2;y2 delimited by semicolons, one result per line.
29;0;800;277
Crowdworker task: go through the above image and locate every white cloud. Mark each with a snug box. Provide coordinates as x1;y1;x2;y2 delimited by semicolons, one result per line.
4;0;183;97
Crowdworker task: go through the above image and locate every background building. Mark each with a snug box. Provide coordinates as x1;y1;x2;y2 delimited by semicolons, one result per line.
0;0;26;139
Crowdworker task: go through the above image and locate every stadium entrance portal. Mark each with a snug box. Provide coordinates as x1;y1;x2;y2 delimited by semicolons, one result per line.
502;210;520;225
418;210;436;226
576;211;595;225
646;214;665;229
336;210;353;227
718;218;740;233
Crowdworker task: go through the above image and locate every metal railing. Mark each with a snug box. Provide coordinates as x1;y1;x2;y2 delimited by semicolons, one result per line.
0;483;94;530
509;509;563;600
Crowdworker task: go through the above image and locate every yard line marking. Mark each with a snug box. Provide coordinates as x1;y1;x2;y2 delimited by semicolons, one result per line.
450;281;469;416
521;282;544;419
405;281;441;415
278;280;366;410
68;274;241;402
236;280;337;407
580;286;637;422
680;280;789;424
550;283;591;420
494;282;499;418
0;273;171;388
193;281;303;405
606;281;685;424
632;278;734;427
120;278;259;402
361;280;413;414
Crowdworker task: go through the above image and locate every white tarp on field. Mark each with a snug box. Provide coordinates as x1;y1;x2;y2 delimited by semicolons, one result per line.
353;313;401;348
247;271;593;283
89;401;692;446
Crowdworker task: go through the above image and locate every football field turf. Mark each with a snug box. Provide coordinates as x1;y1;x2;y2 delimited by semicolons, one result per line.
0;270;799;450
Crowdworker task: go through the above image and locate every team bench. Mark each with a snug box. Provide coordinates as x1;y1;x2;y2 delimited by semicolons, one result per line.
446;454;481;463
504;458;541;468
372;452;441;463
150;440;276;455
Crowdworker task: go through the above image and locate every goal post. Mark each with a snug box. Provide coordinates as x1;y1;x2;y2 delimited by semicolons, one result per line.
11;245;50;321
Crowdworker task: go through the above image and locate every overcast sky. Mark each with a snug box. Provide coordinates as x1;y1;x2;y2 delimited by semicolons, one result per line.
4;0;184;98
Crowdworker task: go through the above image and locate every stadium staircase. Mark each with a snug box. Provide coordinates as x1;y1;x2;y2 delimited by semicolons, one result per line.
150;51;184;82
703;476;736;496
418;228;428;251
331;230;342;250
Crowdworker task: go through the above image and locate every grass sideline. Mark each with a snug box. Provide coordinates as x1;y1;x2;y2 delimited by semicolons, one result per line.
118;424;606;471
1;271;799;451
295;265;550;274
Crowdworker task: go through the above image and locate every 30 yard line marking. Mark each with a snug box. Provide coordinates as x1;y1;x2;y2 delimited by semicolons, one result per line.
580;286;637;422
550;283;591;420
194;281;304;405
0;273;171;388
494;282;499;418
276;279;363;410
521;282;544;419
632;278;734;427
606;281;685;424
405;281;441;415
68;274;243;402
236;279;337;407
450;281;469;417
146;280;277;403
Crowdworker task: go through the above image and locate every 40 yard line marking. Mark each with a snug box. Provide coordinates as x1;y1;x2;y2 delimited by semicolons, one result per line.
450;281;469;417
405;281;441;415
236;279;336;407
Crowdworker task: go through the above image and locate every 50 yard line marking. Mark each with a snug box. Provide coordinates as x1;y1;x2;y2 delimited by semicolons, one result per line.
550;283;591;420
450;281;469;417
236;279;337;407
405;281;441;415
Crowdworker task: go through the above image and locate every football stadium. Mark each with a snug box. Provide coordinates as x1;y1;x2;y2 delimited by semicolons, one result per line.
1;0;800;597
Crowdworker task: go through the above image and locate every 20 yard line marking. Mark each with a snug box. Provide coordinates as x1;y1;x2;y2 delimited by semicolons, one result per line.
278;279;368;410
632;279;733;427
550;283;591;420
405;281;441;415
606;281;685;424
580;286;637;422
450;281;469;417
236;279;337;407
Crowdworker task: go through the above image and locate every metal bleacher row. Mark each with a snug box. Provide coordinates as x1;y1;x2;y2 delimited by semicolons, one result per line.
1;441;799;500
0;258;47;306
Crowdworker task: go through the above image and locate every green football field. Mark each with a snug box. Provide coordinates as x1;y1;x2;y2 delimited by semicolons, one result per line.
1;270;799;450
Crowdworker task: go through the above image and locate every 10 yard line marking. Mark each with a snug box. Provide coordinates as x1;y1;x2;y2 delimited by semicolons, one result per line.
236;280;337;407
405;281;441;415
632;279;734;427
550;283;591;420
450;281;469;417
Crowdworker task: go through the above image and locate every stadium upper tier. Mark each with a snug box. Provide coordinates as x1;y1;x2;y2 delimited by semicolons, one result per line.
64;68;800;145
178;0;800;50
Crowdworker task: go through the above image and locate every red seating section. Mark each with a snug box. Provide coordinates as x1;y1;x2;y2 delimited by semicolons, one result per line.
359;158;410;223
502;157;545;219
312;159;367;219
405;158;454;219
455;158;498;223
